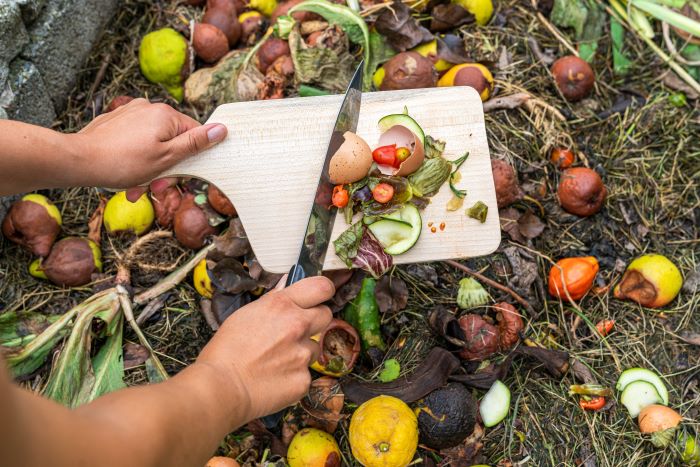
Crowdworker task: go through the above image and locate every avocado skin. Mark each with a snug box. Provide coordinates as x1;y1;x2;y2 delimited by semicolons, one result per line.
416;382;477;449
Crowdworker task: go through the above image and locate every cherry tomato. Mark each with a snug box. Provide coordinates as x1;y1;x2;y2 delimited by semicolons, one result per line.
372;145;397;167
595;319;615;337
394;147;411;167
550;147;575;169
579;396;605;411
372;183;394;204
332;185;349;208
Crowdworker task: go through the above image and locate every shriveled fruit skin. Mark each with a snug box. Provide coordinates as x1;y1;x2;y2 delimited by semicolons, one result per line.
557;167;606;216
614;254;683;308
491;159;523;208
494;302;523;350
551;56;595;102
256;38;290;73
42;237;102;287
310;318;361;377
415;383;477;449
151;186;182;228
193;23;230;63
207;184;236;216
173;194;219;249
458;314;499;360
380;52;437;91
2;194;62;257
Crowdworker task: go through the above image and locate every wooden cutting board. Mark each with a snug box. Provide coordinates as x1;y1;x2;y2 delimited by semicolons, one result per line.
160;87;500;273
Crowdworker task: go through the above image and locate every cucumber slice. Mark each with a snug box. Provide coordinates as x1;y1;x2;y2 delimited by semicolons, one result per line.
378;113;425;146
616;368;669;405
367;204;421;255
479;380;510;427
620;380;664;418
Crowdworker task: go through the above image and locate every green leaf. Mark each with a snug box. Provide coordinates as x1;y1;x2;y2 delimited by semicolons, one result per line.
368;30;396;81
288;26;356;92
611;17;633;75
333;221;364;267
550;0;605;62
378;358;401;382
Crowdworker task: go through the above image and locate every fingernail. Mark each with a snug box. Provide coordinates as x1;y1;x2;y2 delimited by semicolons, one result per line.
150;178;170;194
125;187;144;203
206;124;227;143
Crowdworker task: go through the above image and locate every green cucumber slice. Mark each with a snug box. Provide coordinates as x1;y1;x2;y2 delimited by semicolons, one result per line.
620;380;664;418
378;113;425;146
616;368;669;405
480;380;511;427
367;204;421;255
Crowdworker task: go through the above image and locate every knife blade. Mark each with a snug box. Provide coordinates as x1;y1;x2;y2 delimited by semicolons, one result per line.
284;60;364;286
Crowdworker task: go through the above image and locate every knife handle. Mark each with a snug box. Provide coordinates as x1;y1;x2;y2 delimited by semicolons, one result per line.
285;263;308;286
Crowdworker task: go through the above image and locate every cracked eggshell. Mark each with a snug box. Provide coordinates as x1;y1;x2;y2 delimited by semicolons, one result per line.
377;125;425;176
328;131;373;185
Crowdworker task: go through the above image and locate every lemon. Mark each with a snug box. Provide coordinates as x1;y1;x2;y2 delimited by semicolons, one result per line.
287;428;341;467
412;40;452;72
249;0;277;16
103;191;155;236
193;259;213;298
451;0;493;25
139;28;188;101
22;194;62;226
349;395;418;467
28;258;48;280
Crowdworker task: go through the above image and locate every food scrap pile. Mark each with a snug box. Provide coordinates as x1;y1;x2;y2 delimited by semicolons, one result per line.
1;0;699;466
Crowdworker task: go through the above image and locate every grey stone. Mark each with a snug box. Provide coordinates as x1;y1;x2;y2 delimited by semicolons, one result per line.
10;0;48;24
22;0;119;111
0;107;7;119
0;2;29;63
1;59;55;127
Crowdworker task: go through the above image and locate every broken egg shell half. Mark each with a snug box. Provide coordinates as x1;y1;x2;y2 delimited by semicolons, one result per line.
328;131;373;185
377;125;425;177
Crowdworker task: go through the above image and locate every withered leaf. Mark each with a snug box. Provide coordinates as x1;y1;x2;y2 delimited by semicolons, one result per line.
375;275;409;314
375;1;434;52
210;258;258;294
430;5;474;32
449;354;513;389
428;307;467;347
436;34;471;66
300;377;345;433
678;331;700;346
438;423;484;467
517;210;545;239
245;420;287;458
123;342;150;370
211;291;251;324
514;345;569;378
500;207;524;242
209;218;250;261
328;270;365;312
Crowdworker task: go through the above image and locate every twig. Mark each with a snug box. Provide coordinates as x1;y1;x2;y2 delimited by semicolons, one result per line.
483;92;531;113
199;298;220;331
133;243;214;306
444;259;536;316
123;230;174;265
662;22;700;66
526;36;555;65
530;0;578;56
88;53;111;100
135;292;170;326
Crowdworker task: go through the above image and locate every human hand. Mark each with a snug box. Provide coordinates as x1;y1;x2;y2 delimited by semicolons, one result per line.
74;98;227;194
195;276;335;422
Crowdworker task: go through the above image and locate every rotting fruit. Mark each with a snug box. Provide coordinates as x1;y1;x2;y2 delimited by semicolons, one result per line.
139;28;189;102
414;382;477;449
638;405;683;448
548;256;599;301
193;22;230;64
310;318;361;377
41;237;102;287
28;258;48;280
151;186;182;228
286;428;341;467
458;314;499;360
614;254;683;308
551;55;595;102
438;63;494;101
411;39;453;72
491;159;523;208
557;167;606;217
207;184;236;216
103;191;155;236
193;259;213;298
451;0;493;25
173;193;219;249
2;193;62;257
203;0;241;47
494;302;523;350
550;147;575;169
205;456;240;467
379;52;438;91
349;395;419;467
256;37;291;73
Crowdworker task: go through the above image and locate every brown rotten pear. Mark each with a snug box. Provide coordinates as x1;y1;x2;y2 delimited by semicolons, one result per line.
557;167;606;216
380;52;437;91
41;237;102;287
193;23;229;63
457;314;499;361
151;186;182;228
203;0;241;47
173;194;219;249
207;184;236;217
256;38;290;73
551;56;595;102
2;194;62;257
491;159;523;208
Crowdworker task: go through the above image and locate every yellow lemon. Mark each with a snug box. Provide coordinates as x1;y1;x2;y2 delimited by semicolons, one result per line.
452;0;493;25
287;428;341;467
139;28;188;101
193;259;213;298
349;395;418;467
103;191;155;236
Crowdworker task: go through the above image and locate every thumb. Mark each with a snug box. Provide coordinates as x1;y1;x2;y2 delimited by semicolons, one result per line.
167;123;227;161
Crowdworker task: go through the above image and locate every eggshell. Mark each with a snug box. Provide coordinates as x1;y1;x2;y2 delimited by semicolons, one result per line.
377;125;425;176
328;131;373;184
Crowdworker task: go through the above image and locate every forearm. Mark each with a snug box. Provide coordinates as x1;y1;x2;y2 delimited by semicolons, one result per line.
4;362;252;467
0;121;89;196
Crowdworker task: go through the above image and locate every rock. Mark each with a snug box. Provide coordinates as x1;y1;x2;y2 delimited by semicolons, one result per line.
0;2;29;63
1;59;55;127
10;0;47;24
21;0;119;110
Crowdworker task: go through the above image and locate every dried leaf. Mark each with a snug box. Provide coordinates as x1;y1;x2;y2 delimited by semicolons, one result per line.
449;355;513;389
375;275;409;314
428;307;467;347
438;423;484;466
300;377;345;433
500;207;524;242
211;291;251;324
210;258;258;294
123;342;150;370
87;197;106;246
514;346;569;378
430;4;474;32
436;35;471;67
678;331;700;346
517;210;545;239
374;1;433;52
328;270;365;312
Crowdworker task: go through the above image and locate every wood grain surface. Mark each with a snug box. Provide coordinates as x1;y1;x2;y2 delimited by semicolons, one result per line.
160;87;500;273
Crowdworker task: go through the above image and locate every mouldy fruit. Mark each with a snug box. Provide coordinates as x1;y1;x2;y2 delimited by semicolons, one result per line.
105;95;134;112
550;147;575;169
193;259;213;298
139;28;188;101
193;23;229;64
551;55;595;102
379;52;438;91
256;37;291;73
41;237;102;287
411;40;453;72
557;167;606;216
495;302;523;350
451;0;493;25
249;0;278;16
638;405;683;448
438;63;494;101
310;318;361;377
103;191;155;236
680;430;700;466
548;256;599;301
151;186;182;228
614;254;683;308
28;258;48;280
458;314;499;360
491;159;523;208
173;194;219;249
207;184;236;216
2;193;62;257
415;383;477;449
205;457;240;467
271;0;319;23
286;428;341;467
203;0;241;47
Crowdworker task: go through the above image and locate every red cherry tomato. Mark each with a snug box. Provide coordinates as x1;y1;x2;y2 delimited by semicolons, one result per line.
372;145;397;167
332;185;349;208
372;183;394;204
579;396;605;411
